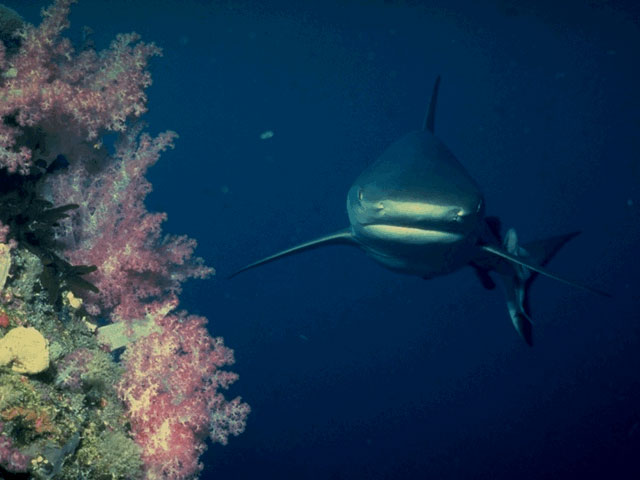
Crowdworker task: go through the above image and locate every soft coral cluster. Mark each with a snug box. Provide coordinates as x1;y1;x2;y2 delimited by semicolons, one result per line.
47;124;212;320
0;422;30;473
0;1;248;478
117;309;249;480
0;0;160;174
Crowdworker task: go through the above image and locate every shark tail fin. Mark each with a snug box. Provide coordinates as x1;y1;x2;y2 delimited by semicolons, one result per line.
482;229;609;346
513;310;534;347
228;228;355;278
480;239;610;298
516;231;580;346
520;231;582;308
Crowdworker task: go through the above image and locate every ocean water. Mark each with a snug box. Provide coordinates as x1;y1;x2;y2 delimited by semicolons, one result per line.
7;0;639;478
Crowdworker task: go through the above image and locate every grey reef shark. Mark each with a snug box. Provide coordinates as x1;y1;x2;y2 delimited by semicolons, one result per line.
230;76;609;346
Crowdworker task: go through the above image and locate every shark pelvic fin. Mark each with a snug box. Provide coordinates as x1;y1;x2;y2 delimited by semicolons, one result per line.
228;228;355;278
470;263;497;290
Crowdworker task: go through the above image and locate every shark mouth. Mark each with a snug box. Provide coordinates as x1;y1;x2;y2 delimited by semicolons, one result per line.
361;224;464;244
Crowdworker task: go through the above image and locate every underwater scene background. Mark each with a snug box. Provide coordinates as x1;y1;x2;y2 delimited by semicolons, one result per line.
1;0;639;479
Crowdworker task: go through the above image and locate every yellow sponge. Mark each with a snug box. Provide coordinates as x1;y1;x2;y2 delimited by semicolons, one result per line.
0;326;50;374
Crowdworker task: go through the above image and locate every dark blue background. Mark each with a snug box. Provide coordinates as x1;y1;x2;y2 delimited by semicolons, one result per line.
8;1;640;478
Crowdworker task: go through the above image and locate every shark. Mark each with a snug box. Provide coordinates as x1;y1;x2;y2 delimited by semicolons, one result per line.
230;76;608;345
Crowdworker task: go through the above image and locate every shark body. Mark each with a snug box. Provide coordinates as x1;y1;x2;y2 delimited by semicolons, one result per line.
231;76;608;345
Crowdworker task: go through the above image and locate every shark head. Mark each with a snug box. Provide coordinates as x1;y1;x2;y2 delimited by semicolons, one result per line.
346;130;485;276
229;75;486;280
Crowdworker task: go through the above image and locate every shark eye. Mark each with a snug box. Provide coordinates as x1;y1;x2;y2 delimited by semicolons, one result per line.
358;189;364;202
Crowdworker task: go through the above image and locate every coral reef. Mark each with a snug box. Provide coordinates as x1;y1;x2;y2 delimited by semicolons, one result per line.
0;1;249;479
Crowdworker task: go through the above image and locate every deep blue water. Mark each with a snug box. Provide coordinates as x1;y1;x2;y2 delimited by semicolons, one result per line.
8;0;640;478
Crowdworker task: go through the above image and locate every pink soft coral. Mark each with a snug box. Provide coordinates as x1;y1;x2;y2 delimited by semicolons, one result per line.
0;422;30;473
117;308;250;480
47;125;212;320
0;3;248;478
0;0;160;174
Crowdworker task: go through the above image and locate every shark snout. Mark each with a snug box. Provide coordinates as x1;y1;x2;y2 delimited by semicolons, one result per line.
360;200;479;233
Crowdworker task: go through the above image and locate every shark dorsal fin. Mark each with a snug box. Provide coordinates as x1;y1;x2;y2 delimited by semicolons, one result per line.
228;228;356;278
422;75;441;133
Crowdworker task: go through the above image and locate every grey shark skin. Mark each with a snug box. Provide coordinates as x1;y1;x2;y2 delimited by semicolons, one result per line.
230;76;609;346
345;86;484;279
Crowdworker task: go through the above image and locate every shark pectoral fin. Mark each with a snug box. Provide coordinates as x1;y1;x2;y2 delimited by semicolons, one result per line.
480;244;611;297
228;228;356;278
